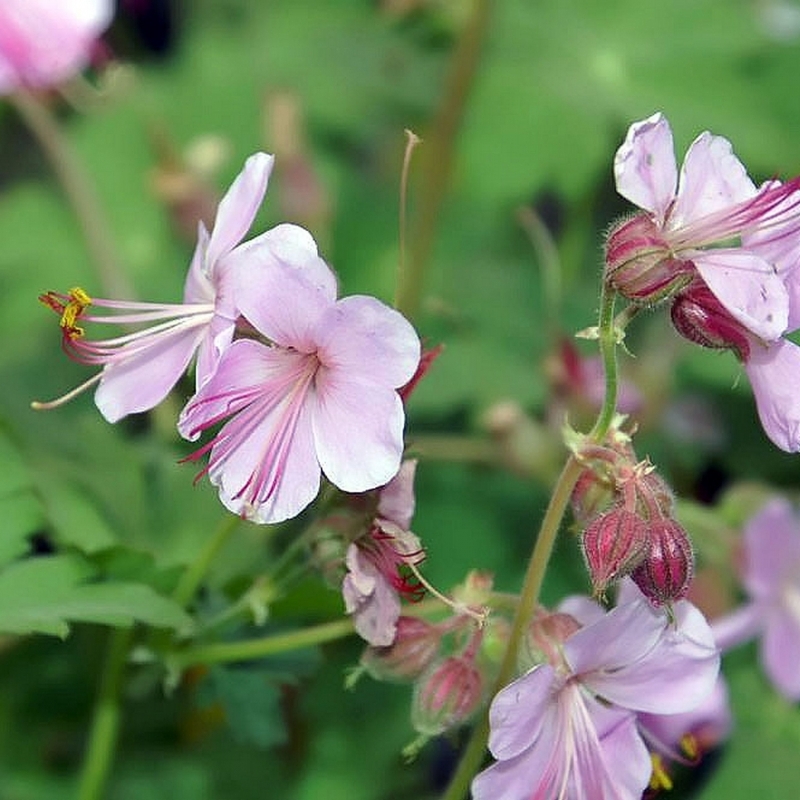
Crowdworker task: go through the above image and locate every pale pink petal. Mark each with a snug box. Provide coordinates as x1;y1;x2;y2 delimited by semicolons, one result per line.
557;594;606;626
0;0;113;92
233;222;337;301
311;375;405;493
205;152;275;270
342;545;400;646
183;224;213;305
315;296;421;388
744;338;800;452
564;600;665;677
711;603;765;651
613;113;677;224
742;497;800;597
194;314;235;389
235;256;332;351
762;605;800;700
471;744;555;800
589;601;719;714
486;665;555;760
95;325;206;423
694;249;788;341
671;131;756;229
592;705;652;800
377;460;417;529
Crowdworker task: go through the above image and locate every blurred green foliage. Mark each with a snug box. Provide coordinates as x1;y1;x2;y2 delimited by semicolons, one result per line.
1;0;800;798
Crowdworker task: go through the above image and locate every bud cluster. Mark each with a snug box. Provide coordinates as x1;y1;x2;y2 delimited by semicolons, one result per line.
572;433;693;605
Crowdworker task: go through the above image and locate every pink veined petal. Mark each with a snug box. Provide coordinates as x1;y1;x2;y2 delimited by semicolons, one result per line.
564;599;666;678
233;222;338;302
236;254;333;351
487;665;556;760
613;112;678;225
670;130;756;230
315;295;421;388
94;323;207;423
0;0;113;92
744;337;800;452
742;497;800;598
762;604;800;701
693;249;789;341
311;373;405;493
205;152;275;270
377;459;417;530
589;601;719;715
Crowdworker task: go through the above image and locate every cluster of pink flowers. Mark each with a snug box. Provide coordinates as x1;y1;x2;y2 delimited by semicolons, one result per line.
473;582;721;800
607;112;800;452
39;153;421;525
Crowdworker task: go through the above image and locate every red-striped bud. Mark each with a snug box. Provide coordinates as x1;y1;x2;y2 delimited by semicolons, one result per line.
582;509;649;597
632;518;694;606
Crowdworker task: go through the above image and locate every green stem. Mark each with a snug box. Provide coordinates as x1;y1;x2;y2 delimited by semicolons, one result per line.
440;286;622;800
10;90;135;299
172;515;241;608
77;627;133;800
396;0;490;319
170;617;356;670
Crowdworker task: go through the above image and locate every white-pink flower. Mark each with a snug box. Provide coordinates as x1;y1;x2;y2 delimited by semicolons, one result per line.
0;0;114;93
611;112;800;451
37;152;274;422
342;460;425;646
472;593;719;800
178;237;421;524
712;497;800;700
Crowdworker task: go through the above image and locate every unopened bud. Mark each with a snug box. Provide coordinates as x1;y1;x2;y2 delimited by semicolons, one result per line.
582;509;648;597
605;214;694;304
670;280;750;360
523;610;581;670
411;655;483;736
571;467;615;526
307;508;368;587
631;518;694;606
360;616;441;683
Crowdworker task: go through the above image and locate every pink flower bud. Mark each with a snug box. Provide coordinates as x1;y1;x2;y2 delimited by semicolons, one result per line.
582;509;649;597
605;214;695;304
670;280;751;360
524;610;582;669
411;655;484;736
571;467;616;526
632;518;695;606
360;616;441;683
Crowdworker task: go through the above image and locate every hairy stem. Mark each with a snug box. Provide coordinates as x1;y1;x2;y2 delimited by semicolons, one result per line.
10;90;135;299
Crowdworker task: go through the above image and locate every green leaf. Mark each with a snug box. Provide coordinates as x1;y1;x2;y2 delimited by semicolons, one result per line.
0;491;44;567
196;666;286;749
0;555;193;637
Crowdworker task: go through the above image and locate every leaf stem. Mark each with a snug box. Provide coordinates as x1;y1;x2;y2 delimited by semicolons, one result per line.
76;627;133;800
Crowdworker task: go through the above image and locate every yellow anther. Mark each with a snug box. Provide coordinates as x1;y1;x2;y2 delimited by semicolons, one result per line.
60;287;92;338
649;753;674;792
680;733;699;761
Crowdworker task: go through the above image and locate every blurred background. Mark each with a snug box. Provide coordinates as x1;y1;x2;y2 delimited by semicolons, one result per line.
2;0;800;797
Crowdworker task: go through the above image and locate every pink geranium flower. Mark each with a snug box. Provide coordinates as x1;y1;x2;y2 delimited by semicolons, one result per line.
178;238;421;524
342;460;425;646
712;497;800;700
37;152;274;422
609;112;800;451
472;593;719;800
0;0;114;93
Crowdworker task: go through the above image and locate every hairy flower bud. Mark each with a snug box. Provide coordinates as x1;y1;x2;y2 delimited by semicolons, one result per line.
605;214;694;304
670;280;751;360
360;616;441;683
582;509;649;597
632;518;694;606
411;655;484;736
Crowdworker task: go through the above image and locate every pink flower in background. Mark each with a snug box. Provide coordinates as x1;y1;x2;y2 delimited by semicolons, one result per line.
343;460;425;645
0;0;114;93
610;112;800;451
178;240;421;524
472;593;719;800
712;497;800;700
37;152;274;422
